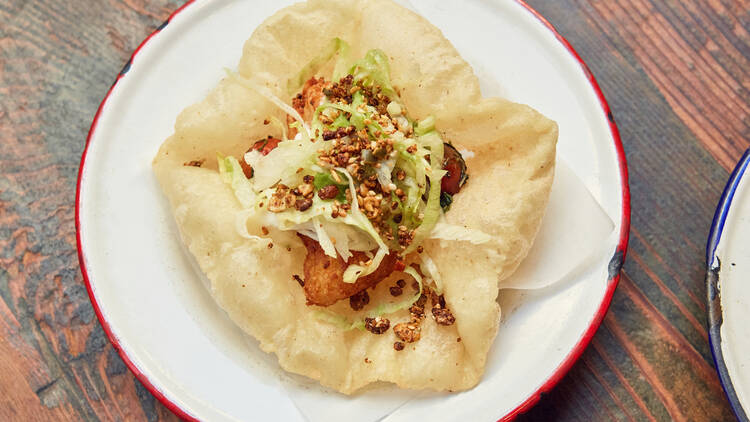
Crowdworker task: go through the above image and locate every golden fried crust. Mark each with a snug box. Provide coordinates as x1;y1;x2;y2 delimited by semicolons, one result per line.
298;234;397;306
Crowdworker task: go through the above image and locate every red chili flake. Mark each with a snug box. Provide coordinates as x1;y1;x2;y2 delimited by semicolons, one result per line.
251;136;282;156
394;260;406;271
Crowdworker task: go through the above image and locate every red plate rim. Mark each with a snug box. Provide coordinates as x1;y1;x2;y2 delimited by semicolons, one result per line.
75;1;631;420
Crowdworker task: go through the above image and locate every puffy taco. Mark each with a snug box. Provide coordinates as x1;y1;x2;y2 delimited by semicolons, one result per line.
153;0;557;394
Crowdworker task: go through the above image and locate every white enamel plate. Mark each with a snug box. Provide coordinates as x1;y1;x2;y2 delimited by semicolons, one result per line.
76;1;629;420
707;149;750;422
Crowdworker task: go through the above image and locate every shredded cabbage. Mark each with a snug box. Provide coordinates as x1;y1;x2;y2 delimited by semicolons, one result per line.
337;168;389;283
350;49;398;99
402;130;445;255
430;218;493;245
313;217;337;258
325;223;352;261
226;69;312;139
288;37;351;95
386;101;402;117
226;44;475;294
312;310;365;331
244;169;384;276
217;154;255;208
415;115;435;136
249;138;325;190
420;254;443;295
372;266;424;316
268;115;288;141
375;157;395;190
313;266;423;331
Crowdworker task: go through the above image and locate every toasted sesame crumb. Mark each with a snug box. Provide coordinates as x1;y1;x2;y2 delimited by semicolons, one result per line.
432;308;455;326
318;185;339;200
349;290;370;311
184;159;205;167
364;316;390;334
393;322;421;343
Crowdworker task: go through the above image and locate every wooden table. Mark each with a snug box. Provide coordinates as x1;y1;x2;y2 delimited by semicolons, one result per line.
1;0;747;420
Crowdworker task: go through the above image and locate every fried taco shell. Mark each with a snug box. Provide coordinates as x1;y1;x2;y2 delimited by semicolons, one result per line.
153;0;557;394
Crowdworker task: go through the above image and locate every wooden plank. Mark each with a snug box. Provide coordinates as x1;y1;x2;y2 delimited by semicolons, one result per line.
518;0;744;420
0;0;183;420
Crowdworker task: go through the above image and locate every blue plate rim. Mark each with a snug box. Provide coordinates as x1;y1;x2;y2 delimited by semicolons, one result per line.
706;148;750;422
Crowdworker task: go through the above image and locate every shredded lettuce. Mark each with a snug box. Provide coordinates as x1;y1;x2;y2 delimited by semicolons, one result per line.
227;44;475;297
375;158;396;190
312;310;365;331
331;113;351;128
324;223;352;261
312;266;424;331
386;101;402;117
372;266;424;316
314;102;365;130
313;217;337;258
430;218;493;245
350;49;398;99
217;154;255;208
337;168;389;283
305;220;377;260
402;130;445;255
226;69;312;139
248;137;325;190
415;115;435;136
420;254;443;295
313;172;347;201
391;132;431;218
268;115;288;141
247;169;384;276
288;37;351;95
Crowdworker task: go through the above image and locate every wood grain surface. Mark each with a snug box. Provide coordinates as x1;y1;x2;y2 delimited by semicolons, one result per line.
0;0;748;420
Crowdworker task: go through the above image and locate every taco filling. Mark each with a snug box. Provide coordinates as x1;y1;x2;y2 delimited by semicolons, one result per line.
153;0;557;394
215;43;473;338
